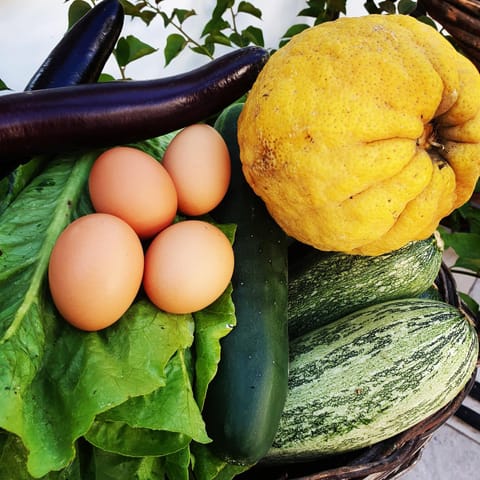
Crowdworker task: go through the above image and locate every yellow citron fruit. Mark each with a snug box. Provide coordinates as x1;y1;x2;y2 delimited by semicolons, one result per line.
238;14;480;255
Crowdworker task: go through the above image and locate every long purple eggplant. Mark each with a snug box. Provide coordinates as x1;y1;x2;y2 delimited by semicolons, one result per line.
0;46;269;178
25;0;124;90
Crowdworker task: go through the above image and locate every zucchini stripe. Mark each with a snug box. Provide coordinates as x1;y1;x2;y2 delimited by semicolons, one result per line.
267;298;478;462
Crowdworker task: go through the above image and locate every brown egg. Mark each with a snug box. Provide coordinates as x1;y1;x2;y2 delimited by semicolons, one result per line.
162;124;231;216
88;146;178;239
143;220;234;314
48;213;144;331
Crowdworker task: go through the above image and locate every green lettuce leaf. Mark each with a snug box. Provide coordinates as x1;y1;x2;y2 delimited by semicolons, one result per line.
0;153;96;476
191;442;252;480
89;447;167;479
83;273;237;460
85;348;209;456
193;281;236;410
0;155;49;216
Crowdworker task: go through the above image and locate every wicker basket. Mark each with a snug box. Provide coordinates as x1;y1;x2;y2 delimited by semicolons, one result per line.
419;0;480;71
238;263;480;480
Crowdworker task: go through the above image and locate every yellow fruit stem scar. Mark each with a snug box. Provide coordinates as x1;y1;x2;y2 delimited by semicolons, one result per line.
417;122;446;161
418;123;440;149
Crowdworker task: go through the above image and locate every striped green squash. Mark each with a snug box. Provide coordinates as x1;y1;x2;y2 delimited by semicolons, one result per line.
288;235;444;338
266;298;478;463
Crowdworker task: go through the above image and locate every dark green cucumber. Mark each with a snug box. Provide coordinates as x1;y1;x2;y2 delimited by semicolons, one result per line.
266;298;478;463
288;234;444;338
202;103;289;466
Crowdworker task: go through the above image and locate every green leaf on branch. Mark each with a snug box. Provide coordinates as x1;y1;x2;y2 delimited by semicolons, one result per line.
460;292;479;318
172;8;197;25
205;32;232;48
119;0;156;24
238;1;262;19
281;23;311;44
363;0;379;14
114;35;157;68
230;29;264;48
443;202;480;234
441;231;480;274
327;0;347;13
398;0;418;14
118;0;143;16
458;204;480;234
363;0;391;14
158;10;170;28
299;0;346;23
241;25;264;46
191;41;215;58
165;34;188;65
211;0;235;19
114;39;129;68
416;15;438;29
98;73;116;82
229;32;245;47
139;9;157;26
68;0;91;29
378;1;396;13
202;17;231;37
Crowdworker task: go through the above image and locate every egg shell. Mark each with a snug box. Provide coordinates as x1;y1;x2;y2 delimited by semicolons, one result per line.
48;213;144;331
161;124;231;216
88;146;178;239
143;220;234;314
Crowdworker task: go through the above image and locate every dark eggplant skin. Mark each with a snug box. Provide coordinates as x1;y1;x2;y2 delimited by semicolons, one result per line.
25;0;124;90
0;46;269;178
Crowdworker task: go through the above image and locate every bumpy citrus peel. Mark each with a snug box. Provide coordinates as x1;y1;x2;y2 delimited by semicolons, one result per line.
238;14;480;255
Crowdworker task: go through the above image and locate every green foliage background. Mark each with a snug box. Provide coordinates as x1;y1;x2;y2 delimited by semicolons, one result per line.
62;0;429;80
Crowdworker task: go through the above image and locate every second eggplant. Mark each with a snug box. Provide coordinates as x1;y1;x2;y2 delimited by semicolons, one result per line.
25;0;124;90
